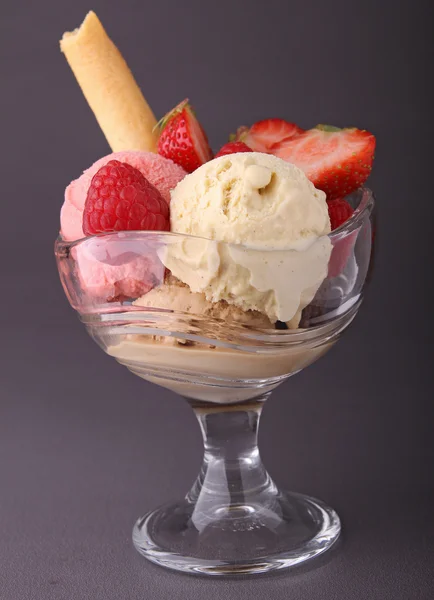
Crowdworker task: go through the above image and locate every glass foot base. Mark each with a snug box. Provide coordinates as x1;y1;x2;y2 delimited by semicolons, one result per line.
132;492;341;576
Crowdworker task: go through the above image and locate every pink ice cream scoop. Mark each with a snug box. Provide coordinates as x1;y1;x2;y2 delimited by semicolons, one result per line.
70;236;165;304
61;151;186;299
60;151;186;241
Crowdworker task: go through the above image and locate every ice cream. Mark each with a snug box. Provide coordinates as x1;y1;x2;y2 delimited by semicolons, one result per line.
165;152;332;325
55;12;375;407
134;274;273;329
60;151;186;242
69;235;164;301
104;276;334;403
170;152;329;247
60;152;185;299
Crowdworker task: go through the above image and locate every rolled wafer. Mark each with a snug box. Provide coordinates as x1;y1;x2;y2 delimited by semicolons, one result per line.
60;11;158;152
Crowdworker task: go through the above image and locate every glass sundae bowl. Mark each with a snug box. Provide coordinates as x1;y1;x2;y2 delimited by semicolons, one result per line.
55;187;375;576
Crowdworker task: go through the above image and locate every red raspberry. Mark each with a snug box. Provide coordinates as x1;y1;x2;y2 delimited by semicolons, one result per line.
214;141;253;158
83;160;170;236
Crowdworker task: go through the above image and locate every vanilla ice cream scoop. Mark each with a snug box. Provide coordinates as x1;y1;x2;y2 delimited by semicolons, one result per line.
170;152;330;247
165;153;332;325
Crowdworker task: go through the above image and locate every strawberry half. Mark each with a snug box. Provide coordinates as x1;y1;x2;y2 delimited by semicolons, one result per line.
272;125;376;200
157;99;213;173
232;118;304;153
215;141;253;158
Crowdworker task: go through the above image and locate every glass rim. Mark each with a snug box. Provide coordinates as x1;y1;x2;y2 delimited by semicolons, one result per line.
55;187;375;253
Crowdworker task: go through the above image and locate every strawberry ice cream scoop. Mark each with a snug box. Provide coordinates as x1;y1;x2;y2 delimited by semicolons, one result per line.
61;152;186;300
60;151;186;241
71;236;164;302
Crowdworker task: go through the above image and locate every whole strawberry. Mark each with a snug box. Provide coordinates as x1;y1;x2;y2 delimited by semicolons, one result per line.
215;141;253;158
327;198;357;277
328;197;355;230
83;160;170;235
157;99;213;173
273;125;376;200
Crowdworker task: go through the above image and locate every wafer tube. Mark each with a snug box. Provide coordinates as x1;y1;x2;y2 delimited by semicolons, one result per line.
60;11;158;152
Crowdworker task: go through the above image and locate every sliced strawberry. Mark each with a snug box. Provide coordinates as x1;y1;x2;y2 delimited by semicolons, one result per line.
272;125;376;200
215;141;253;158
157;99;213;173
232;119;303;153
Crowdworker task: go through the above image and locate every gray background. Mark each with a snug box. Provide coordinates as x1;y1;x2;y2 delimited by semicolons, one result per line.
1;0;433;598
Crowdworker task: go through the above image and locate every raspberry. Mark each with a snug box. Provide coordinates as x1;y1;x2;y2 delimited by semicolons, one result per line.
83;160;170;236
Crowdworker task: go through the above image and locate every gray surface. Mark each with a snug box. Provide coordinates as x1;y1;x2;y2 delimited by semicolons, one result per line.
1;0;433;598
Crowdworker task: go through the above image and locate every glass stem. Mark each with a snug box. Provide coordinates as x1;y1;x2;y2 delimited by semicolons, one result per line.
186;397;277;531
